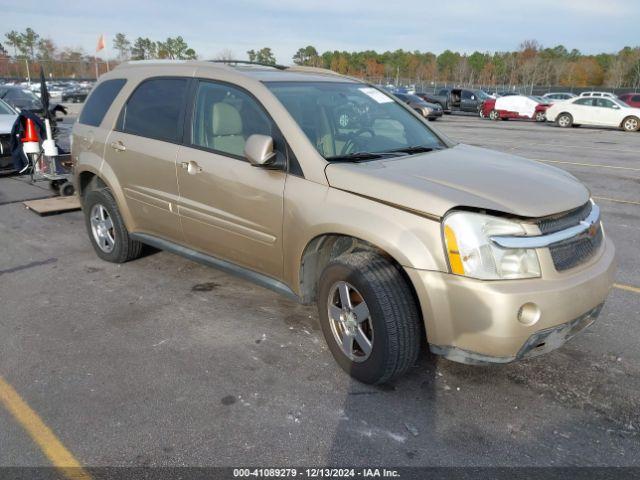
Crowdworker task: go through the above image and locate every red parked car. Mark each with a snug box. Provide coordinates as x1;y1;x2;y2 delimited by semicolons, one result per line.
618;93;640;108
481;95;549;122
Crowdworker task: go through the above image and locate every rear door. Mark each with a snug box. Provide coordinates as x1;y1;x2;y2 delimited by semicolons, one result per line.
460;90;477;112
104;77;188;242
176;79;287;278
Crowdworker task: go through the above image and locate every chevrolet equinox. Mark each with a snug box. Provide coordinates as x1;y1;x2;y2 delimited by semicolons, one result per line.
72;61;616;384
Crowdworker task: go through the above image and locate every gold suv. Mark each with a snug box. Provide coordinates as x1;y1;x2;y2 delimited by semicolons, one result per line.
73;61;616;384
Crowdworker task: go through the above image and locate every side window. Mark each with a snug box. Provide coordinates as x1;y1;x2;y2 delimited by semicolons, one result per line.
633;95;640;102
461;90;473;100
191;81;273;158
78;79;126;127
439;89;448;96
595;99;615;108
574;98;593;106
120;78;188;143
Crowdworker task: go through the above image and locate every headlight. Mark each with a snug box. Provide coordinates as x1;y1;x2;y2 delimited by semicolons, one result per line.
443;211;541;280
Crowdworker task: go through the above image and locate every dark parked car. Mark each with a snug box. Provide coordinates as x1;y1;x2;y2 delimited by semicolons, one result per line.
423;88;492;114
0;85;43;112
62;88;90;103
394;92;443;120
0;85;67;119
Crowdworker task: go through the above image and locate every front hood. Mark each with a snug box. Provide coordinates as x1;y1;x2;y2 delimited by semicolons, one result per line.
325;144;590;219
0;114;17;133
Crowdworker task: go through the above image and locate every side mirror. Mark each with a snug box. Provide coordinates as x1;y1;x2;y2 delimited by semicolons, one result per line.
244;134;276;166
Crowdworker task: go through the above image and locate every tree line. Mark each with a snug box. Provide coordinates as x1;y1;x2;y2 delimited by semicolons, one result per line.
292;42;640;88
0;29;199;78
1;28;639;88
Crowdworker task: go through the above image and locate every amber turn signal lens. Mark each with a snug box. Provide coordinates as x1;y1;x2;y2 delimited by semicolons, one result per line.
444;225;465;275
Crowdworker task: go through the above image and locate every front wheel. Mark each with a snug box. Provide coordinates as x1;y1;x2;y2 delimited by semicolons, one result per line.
556;113;573;128
489;110;500;121
535;111;546;122
317;252;422;384
622;116;639;132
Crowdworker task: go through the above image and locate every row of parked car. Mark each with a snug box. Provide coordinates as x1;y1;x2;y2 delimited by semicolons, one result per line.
388;86;640;132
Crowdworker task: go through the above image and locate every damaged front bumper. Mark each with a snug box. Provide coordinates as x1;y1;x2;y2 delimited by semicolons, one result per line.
429;303;603;365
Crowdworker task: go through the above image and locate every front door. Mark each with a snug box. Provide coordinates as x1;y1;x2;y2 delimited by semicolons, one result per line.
105;77;189;242
176;80;286;278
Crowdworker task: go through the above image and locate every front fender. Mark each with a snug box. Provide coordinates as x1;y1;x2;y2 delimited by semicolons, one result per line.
282;175;447;295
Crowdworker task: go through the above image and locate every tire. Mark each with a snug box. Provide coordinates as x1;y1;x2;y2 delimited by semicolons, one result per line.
489;110;500;121
535;111;546;122
59;181;75;196
317;252;422;384
83;188;143;263
622;116;640;132
556;113;573;128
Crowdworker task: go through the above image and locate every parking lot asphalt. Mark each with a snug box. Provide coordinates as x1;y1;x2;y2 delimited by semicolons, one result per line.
0;111;639;468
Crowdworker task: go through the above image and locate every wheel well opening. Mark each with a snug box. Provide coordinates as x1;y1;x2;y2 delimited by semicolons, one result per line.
299;235;409;301
78;172;106;198
299;234;427;343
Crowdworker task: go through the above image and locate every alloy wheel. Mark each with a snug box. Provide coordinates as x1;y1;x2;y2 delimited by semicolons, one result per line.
327;281;374;362
623;117;639;131
90;203;116;253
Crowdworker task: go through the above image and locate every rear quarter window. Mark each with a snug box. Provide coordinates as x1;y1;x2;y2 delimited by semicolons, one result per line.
78;79;126;127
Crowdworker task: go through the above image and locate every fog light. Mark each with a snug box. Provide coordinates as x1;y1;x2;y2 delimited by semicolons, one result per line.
518;302;541;326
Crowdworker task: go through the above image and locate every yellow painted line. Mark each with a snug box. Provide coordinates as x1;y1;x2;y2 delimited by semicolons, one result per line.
0;375;91;480
537;159;640;173
593;196;640;206
614;283;640;294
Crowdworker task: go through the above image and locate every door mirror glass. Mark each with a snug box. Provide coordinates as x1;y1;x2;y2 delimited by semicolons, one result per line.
244;134;276;166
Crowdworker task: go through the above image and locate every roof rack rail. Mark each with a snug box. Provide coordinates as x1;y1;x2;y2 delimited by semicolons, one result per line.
209;60;287;70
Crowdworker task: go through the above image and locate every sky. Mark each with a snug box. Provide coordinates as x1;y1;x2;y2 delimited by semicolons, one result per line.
2;0;638;64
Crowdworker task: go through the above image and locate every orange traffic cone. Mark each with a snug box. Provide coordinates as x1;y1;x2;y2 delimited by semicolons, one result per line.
22;118;39;143
21;117;41;155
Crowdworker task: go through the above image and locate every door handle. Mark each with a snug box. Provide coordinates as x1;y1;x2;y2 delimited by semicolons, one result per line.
110;141;126;152
180;161;202;175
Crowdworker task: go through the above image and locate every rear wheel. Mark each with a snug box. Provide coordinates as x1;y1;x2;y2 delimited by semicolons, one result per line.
556;113;573;128
317;252;422;384
83;188;143;263
535;111;546;122
622;116;639;132
489;110;500;121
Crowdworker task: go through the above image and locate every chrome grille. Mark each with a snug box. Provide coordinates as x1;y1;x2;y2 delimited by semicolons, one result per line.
537;202;592;234
537;202;603;271
549;226;603;271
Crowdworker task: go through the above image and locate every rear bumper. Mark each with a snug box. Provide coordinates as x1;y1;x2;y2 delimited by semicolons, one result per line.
405;237;616;363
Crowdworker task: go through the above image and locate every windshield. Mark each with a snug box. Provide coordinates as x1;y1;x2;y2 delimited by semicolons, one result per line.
476;90;492;100
265;81;445;160
0;99;15;115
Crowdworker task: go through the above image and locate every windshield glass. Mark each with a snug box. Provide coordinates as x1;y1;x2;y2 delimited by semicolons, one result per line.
265;81;445;160
476;90;492;100
0;99;15;115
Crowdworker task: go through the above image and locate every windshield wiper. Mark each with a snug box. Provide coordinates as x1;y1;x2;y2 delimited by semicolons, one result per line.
325;151;403;162
381;145;443;155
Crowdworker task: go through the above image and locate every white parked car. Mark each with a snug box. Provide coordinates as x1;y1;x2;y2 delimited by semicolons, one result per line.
542;92;576;102
578;91;617;99
0;98;18;171
546;96;640;132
